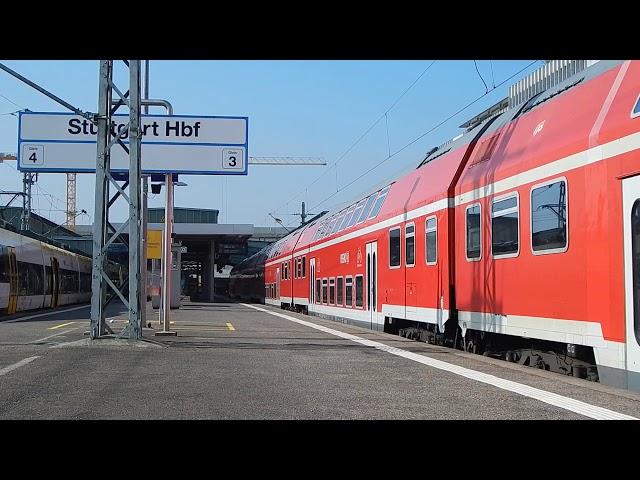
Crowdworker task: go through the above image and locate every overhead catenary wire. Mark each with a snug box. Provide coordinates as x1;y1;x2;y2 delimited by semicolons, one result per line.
474;60;488;94
269;60;438;216
0;91;27;110
310;60;541;211
489;60;496;88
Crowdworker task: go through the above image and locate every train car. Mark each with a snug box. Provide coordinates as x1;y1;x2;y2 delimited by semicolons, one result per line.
233;60;640;391
229;246;272;303
0;226;93;317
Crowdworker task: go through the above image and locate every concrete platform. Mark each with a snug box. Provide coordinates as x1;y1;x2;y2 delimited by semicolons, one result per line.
1;300;639;420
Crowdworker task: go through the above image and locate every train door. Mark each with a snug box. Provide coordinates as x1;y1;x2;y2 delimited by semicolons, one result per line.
366;241;378;330
309;258;316;305
623;175;640;387
7;247;17;315
51;258;60;308
276;267;281;302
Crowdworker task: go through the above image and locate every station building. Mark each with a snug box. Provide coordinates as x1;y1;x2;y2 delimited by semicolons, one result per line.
63;207;288;302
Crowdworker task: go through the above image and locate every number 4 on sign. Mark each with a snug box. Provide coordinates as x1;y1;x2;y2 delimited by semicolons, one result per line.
22;145;44;166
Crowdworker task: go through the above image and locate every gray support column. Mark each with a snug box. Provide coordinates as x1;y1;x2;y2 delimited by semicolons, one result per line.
90;60;112;339
209;239;216;302
126;60;142;339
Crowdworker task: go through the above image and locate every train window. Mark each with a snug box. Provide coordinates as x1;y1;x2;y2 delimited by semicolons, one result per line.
531;179;568;254
355;275;364;308
322;279;328;304
17;261;27;295
426;217;437;265
80;272;91;292
326;216;338;237
313;222;326;241
281;265;285;280
336;277;344;306
632;200;640;345
357;193;378;224
466;204;482;260
405;223;415;267
29;263;41;295
302;257;306;278
345;276;353;307
0;246;9;283
329;278;335;305
389;227;401;268
45;265;53;294
633;94;640;118
316;279;321;303
346;200;366;229
367;185;390;220
61;268;78;294
492;194;519;258
339;207;356;232
331;212;346;235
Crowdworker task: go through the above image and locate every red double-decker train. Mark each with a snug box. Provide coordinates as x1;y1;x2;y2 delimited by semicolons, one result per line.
230;60;640;391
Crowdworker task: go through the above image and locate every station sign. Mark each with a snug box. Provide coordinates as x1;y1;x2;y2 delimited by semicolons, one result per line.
147;230;162;259
18;111;248;175
216;242;247;255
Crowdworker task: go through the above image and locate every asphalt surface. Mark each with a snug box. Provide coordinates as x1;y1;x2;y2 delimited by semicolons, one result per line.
1;301;639;419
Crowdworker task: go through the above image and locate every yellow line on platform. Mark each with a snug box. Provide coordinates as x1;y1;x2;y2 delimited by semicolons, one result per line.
48;321;75;330
226;322;235;331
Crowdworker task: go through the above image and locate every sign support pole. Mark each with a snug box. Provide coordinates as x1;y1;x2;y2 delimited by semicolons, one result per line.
157;173;177;336
141;60;149;330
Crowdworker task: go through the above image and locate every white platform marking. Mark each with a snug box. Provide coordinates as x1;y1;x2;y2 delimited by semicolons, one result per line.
243;304;637;420
1;305;90;324
0;356;40;376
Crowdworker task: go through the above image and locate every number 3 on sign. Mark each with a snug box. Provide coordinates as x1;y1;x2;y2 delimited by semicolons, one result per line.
222;149;243;170
22;144;44;166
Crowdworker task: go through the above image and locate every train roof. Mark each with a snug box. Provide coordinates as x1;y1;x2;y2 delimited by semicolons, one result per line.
456;60;627;196
0;224;91;259
264;60;628;263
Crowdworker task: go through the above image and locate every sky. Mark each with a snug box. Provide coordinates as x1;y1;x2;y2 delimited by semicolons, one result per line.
0;60;543;229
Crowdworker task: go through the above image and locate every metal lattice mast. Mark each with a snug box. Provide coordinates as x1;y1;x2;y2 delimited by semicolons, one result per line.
66;173;76;230
90;60;143;340
20;172;35;231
